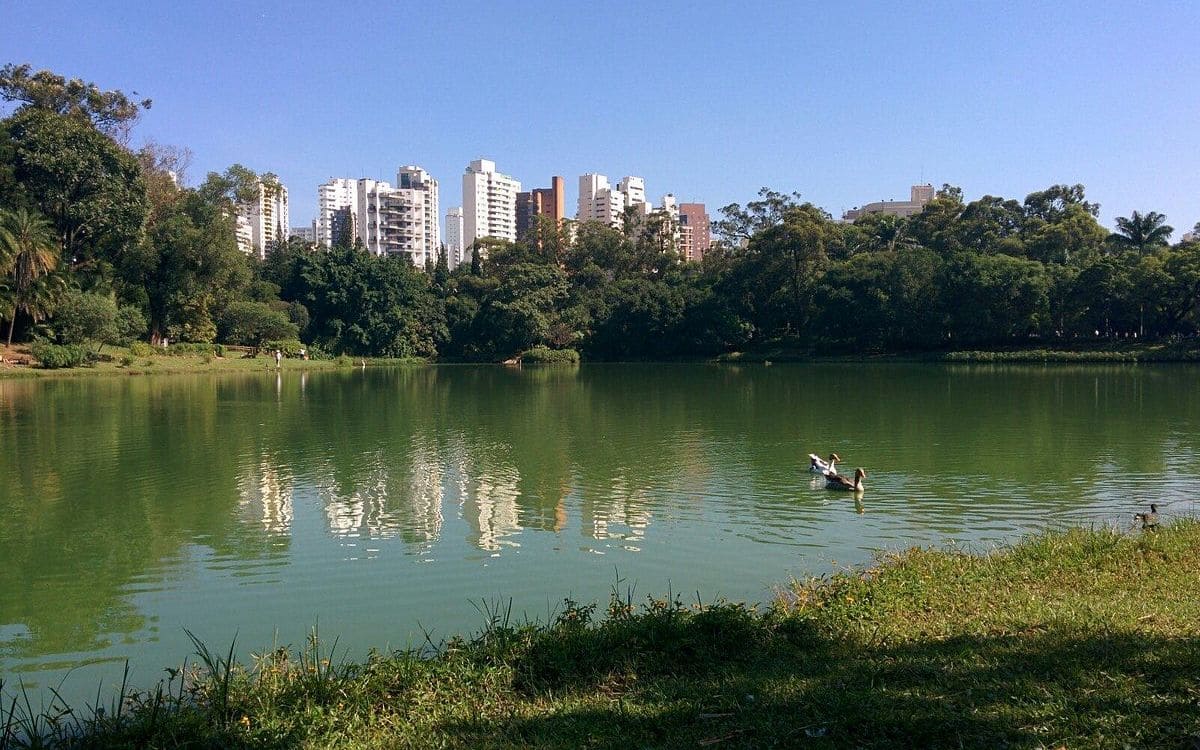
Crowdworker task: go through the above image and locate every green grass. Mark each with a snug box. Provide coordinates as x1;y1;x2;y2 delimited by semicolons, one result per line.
0;346;425;379
714;339;1200;364
4;523;1200;748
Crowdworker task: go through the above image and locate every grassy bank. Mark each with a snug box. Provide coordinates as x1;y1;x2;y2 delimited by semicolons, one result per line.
717;340;1200;364
0;344;424;379
4;522;1198;749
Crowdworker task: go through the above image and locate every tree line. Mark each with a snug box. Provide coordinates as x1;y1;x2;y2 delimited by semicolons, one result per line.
3;63;1200;363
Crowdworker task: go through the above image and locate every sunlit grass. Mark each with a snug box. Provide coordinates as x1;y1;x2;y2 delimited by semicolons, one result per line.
4;522;1199;748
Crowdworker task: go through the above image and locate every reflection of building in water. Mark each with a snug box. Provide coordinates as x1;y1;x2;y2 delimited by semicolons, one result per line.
314;444;445;549
581;476;652;543
402;444;445;548
237;459;294;534
461;469;522;552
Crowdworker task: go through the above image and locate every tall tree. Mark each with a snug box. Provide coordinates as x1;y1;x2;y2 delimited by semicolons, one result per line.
1;108;148;283
0;207;61;345
714;188;804;244
1110;211;1173;254
0;63;151;142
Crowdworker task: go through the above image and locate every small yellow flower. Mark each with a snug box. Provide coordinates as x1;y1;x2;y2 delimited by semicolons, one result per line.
239;715;251;729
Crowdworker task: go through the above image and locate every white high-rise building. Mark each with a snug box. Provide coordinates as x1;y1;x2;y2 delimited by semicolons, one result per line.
462;159;520;246
445;207;464;269
238;180;289;259
576;173;650;229
357;175;439;267
316;178;359;247
235;214;253;255
619;176;647;211
396;165;440;260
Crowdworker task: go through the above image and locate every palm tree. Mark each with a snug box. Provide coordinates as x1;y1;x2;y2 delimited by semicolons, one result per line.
0;207;60;346
1110;211;1173;254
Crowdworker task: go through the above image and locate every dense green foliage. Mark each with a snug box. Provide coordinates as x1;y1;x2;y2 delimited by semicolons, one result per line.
3;64;1200;364
4;522;1197;748
521;345;580;364
29;340;93;369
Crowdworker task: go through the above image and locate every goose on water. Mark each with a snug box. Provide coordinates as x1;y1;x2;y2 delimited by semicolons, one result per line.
809;453;841;476
826;468;866;493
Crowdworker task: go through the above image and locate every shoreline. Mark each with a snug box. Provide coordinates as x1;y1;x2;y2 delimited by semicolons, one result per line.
5;521;1198;748
4;339;1200;380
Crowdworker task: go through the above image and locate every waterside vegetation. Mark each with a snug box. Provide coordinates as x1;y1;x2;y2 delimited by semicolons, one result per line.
3;64;1200;369
3;521;1197;749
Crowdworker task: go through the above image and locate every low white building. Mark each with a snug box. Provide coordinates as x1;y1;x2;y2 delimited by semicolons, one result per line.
843;184;935;222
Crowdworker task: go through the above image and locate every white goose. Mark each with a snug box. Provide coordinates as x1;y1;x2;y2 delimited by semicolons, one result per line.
809;453;841;476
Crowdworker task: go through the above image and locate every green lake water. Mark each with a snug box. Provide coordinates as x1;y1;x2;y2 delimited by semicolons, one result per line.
2;363;1198;704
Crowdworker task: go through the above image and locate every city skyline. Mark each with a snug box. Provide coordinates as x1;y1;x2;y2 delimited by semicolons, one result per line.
2;2;1198;237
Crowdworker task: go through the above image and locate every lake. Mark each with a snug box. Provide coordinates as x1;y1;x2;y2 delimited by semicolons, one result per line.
2;363;1198;705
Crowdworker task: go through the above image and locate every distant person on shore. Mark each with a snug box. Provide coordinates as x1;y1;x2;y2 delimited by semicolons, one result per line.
275;349;282;369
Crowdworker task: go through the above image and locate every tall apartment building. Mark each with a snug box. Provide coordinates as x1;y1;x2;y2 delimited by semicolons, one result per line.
396;165;440;258
330;206;356;248
445;207;464;269
316;178;359;247
678;203;711;262
577;173;650;228
842;184;935;221
463;159;520;245
237;180;289;259
516;175;565;240
235;214;253;256
618;176;647;212
357;169;440;267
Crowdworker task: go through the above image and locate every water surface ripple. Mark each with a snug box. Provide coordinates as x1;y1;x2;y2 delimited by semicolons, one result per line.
1;363;1198;703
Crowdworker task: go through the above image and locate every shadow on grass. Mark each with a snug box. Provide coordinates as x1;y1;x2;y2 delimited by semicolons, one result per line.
440;609;1200;749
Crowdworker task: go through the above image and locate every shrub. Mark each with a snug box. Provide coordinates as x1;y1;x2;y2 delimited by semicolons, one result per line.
128;341;156;357
53;290;117;346
119;354;134;367
335;355;354;367
115;305;147;345
31;340;94;369
521;346;581;364
264;339;305;357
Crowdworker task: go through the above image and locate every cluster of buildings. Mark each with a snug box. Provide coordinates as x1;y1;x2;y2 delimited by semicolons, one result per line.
235;163;937;266
233;158;713;269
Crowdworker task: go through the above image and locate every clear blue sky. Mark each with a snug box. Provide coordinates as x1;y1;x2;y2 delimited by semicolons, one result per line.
3;1;1198;235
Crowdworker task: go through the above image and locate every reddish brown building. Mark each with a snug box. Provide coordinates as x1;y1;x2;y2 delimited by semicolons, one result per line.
516;176;566;240
678;203;711;261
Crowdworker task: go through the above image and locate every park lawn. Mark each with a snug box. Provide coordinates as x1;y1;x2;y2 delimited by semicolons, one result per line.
5;521;1198;748
0;344;421;378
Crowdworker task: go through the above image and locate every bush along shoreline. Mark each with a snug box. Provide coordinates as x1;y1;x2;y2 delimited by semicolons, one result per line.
3;521;1198;749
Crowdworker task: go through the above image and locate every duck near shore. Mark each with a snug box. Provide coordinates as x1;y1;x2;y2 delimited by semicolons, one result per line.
1134;503;1159;530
